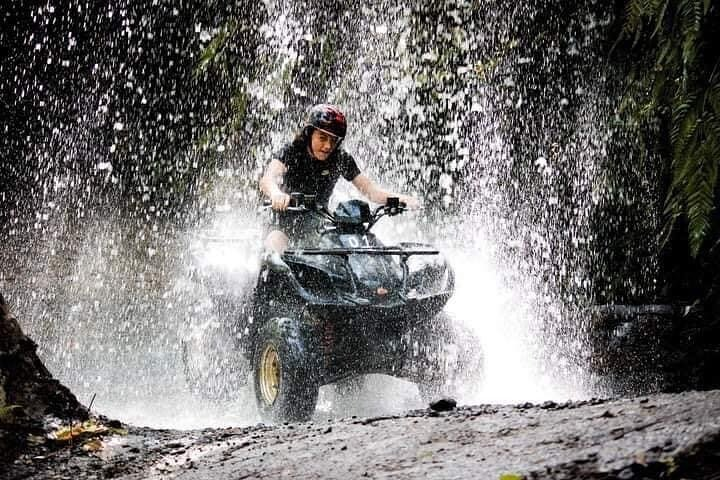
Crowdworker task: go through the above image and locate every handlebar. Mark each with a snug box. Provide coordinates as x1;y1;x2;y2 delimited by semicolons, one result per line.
263;193;406;214
263;193;410;230
380;197;406;216
262;204;311;213
262;192;318;212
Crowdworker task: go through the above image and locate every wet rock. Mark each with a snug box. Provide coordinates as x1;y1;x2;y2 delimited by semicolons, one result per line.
5;391;720;480
107;420;123;429
662;438;677;451
355;415;400;425
0;405;29;426
587;301;720;394
429;398;457;412
0;291;87;465
616;466;635;479
0;293;86;421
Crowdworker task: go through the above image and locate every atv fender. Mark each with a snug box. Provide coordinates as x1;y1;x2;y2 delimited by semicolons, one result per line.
252;315;321;423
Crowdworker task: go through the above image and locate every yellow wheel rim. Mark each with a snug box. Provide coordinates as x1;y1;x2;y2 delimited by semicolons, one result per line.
259;344;281;405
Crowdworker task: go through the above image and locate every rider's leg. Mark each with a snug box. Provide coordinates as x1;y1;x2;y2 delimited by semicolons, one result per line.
263;229;290;273
264;229;289;254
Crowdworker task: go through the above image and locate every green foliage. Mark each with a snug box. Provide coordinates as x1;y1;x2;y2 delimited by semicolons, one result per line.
475;39;518;81
499;474;525;480
195;20;238;79
620;0;720;256
0;405;25;424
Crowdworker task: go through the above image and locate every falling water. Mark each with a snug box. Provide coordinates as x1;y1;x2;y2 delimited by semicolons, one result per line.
0;1;657;427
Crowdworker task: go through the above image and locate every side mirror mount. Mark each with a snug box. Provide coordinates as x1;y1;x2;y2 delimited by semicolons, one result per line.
385;197;403;215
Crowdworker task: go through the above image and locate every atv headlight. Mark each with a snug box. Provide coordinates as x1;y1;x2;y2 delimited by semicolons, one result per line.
348;254;404;292
405;254;452;297
293;262;353;299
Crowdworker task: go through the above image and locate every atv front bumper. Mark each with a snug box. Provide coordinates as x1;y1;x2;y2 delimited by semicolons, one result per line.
303;294;451;385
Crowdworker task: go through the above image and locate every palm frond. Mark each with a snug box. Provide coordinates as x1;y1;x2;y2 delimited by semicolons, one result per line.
651;0;670;37
194;19;238;78
620;0;719;256
686;153;717;255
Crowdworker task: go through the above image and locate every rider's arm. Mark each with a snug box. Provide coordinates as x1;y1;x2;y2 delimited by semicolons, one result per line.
260;159;290;210
351;174;418;207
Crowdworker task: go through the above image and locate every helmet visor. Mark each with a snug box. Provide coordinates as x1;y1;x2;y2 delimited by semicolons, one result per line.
314;126;343;142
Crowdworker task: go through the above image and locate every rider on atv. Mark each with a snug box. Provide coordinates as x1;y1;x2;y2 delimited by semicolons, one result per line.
260;104;418;265
183;105;481;422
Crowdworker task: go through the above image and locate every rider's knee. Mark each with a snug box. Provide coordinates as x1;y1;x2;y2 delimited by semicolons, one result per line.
265;230;289;253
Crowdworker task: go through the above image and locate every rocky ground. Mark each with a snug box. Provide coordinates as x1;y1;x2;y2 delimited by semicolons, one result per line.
3;285;720;480
1;390;719;480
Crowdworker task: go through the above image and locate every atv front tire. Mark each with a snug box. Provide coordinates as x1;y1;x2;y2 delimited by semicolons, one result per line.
253;317;319;423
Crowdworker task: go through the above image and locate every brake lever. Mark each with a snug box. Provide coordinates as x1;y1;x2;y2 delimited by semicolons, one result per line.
261;202;309;213
384;202;407;216
262;192;317;212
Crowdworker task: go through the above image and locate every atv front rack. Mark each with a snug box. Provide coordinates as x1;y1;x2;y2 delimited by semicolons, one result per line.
276;245;452;306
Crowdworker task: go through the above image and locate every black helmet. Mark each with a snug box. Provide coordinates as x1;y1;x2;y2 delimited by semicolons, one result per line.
306;104;347;138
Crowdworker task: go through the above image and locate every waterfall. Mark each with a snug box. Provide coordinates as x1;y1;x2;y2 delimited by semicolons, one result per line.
0;0;658;427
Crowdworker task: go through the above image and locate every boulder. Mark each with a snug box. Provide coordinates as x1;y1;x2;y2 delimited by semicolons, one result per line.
0;291;87;461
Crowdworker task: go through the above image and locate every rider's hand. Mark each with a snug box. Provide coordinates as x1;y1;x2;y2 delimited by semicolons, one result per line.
398;194;420;209
270;192;290;211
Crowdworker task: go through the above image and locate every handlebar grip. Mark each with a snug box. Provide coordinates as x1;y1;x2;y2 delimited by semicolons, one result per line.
261;199;309;213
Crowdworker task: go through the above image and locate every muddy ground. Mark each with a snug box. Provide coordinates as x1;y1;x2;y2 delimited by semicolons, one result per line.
2;390;719;480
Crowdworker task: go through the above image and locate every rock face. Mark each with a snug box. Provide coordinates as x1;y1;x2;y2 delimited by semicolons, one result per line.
587;301;720;395
7;390;719;480
0;291;87;461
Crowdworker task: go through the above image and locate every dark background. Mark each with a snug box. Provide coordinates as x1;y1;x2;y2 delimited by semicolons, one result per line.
1;0;718;392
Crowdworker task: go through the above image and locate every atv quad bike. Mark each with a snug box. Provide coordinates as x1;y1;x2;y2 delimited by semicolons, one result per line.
183;194;482;422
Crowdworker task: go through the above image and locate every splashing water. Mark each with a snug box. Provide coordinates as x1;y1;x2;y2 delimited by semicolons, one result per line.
0;1;646;427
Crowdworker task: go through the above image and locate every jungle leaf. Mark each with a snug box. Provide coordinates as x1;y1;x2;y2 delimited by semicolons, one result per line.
620;0;719;256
